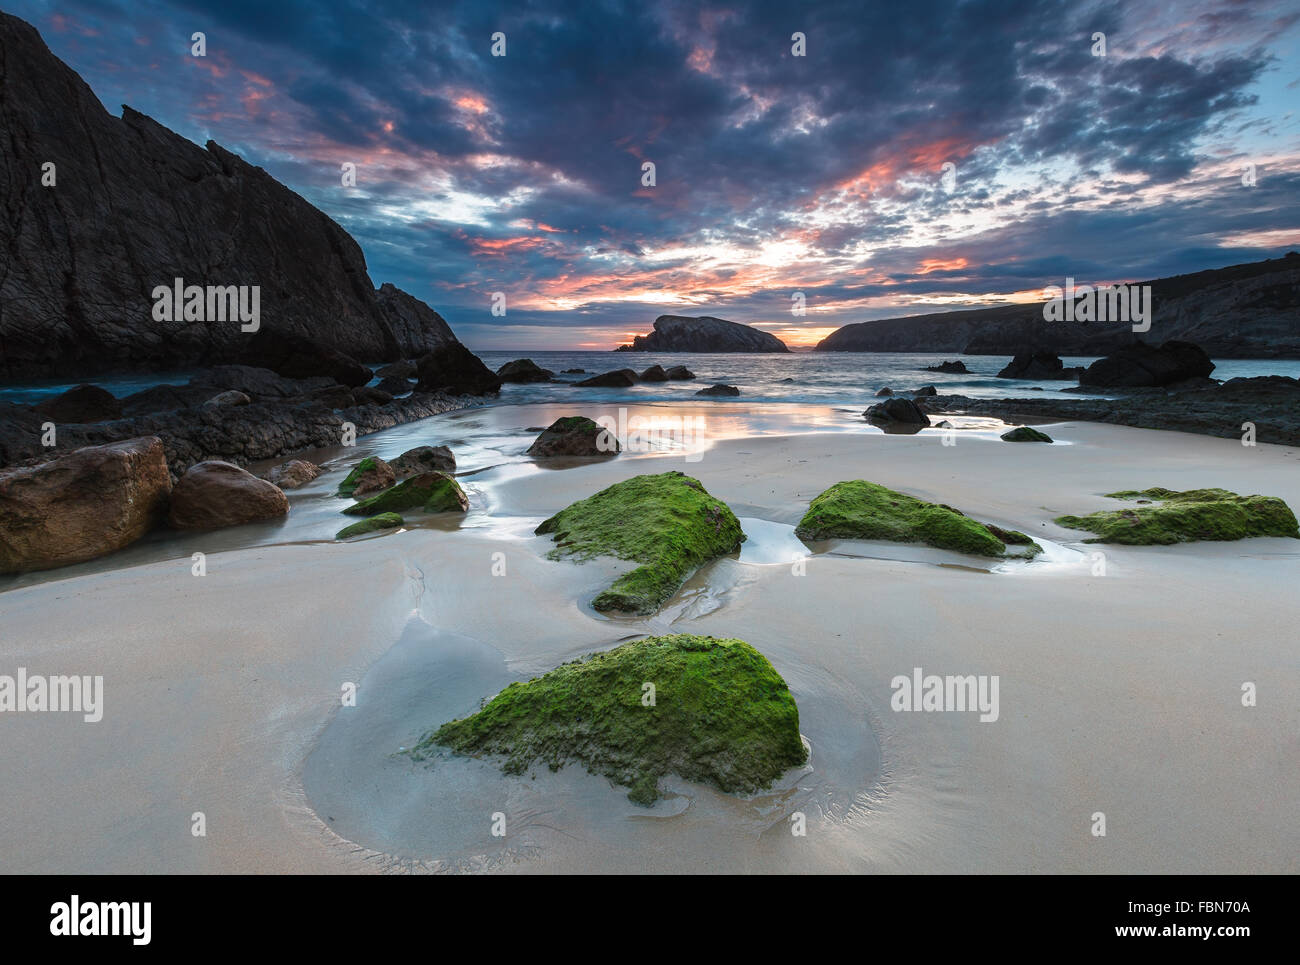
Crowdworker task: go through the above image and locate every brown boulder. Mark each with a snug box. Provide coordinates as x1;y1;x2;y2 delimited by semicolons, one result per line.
390;445;456;478
262;459;321;490
0;436;171;573
167;460;290;530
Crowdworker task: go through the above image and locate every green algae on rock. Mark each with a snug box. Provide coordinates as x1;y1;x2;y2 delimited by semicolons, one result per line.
336;456;389;496
341;471;468;516
535;471;744;613
417;634;807;805
1000;426;1053;443
336;512;403;539
1055;487;1300;544
795;479;1042;558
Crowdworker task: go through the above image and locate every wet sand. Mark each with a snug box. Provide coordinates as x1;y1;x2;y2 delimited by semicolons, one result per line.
1;403;1297;873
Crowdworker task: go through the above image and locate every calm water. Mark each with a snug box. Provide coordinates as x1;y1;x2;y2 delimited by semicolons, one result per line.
2;351;1297;407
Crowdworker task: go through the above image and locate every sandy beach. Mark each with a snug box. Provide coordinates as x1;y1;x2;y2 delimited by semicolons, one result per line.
1;402;1296;874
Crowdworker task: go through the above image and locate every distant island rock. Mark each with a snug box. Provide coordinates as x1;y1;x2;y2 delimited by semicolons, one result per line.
615;315;790;353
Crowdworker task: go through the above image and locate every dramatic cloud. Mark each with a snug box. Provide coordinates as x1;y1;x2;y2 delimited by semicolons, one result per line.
15;0;1300;347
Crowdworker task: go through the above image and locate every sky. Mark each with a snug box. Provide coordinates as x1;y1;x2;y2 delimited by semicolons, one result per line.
11;0;1300;350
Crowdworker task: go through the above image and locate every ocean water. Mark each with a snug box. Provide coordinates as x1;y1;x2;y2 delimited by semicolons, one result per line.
2;351;1297;407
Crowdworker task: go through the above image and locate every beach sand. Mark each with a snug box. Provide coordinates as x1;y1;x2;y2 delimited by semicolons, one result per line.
1;404;1297;873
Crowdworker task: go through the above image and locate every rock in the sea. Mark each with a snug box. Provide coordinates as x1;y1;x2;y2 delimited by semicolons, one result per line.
167;460;289;530
34;384;122;424
535;471;744;613
664;365;695;380
263;459;321;490
1080;340;1215;388
640;364;670;382
875;387;894;397
1056;487;1299;544
496;358;555;383
925;360;969;373
561;368;586;374
527;417;620;457
374;376;414;397
201;390;251;408
864;398;930;425
576;369;638;388
1000;426;1053;443
341;471;468;516
695;383;740;397
337;456;396;497
414;342;503;396
419;633;806;806
336;512;404;539
390;445;456;478
0;437;171;573
913;385;938;397
997;352;1081;380
617;315;790;353
795;480;1041;557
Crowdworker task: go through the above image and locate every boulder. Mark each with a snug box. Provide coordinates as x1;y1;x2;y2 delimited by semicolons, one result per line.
527;417;620;457
34;384;122;424
1000;426;1054;443
119;384;209;416
695;383;740;397
664;365;695;380
341;471;468;516
201;390;251;408
640;364;670;382
337;457;396;497
351;386;394;406
167;460;290;530
311;385;356;409
241;331;372;387
374;376;414;396
875;387;894;396
414;342;503;396
375;360;417;380
390;445;456;478
997;351;1081;380
912;385;938;397
0;437;171;573
1080;340;1215;388
864;398;931;425
576;369;638;388
263;459;321;489
925;360;969;373
336;512;404;539
189;365;330;400
496;358;555;383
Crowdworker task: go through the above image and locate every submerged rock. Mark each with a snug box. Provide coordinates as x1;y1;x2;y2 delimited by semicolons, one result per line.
695;383;740;397
997;352;1081;380
664;365;696;380
336;512;403;539
341;471;467;516
414;342;503;396
864;398;930;425
875;387;894;396
167;460;289;530
527;417;619;457
263;459;321;490
1000;426;1054;442
795;480;1042;558
639;364;670;382
576;368;638;387
1055;488;1300;544
535;471;744;613
925;360;969;373
0;437;171;573
419;633;806;806
496;358;555;383
337;456;395;497
913;385;938;397
390;445;456;478
561;368;587;374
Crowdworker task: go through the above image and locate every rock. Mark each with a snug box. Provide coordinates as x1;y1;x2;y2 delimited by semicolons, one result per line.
373;283;457;356
695;383;740;397
0;437;171;573
414;342;503;396
337;457;396;497
351;386;394;406
336;512;404;539
913;385;938;397
189;365;331;400
1000;426;1053;442
167;460;289;530
119;384;210;416
925;360;969;373
311;385;356;409
997;352;1081;380
664;365;696;380
496;358;555;383
201;390;251;408
1080;340;1215;388
864;398;930;425
241;331;372;387
527;417;619;457
421;633;806;806
374;376;414;396
639;365;670;382
576;369;638;388
263;459;321;489
34;384;122;424
375;360;417;380
0;12;457;380
341;471;467;516
934;419;954;428
875;387;894;396
561;368;587;374
390;445;456;477
616;315;790;352
795;479;1042;558
536;471;744;613
1056;487;1299;544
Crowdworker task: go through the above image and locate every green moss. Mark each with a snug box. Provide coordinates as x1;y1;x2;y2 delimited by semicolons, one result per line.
794;480;1042;558
416;634;807;806
536;471;744;613
1001;426;1053;443
337;457;381;496
336;512;403;539
1056;487;1300;544
341;471;468;516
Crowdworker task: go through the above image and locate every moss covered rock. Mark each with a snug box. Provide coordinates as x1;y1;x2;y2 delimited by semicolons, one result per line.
337;456;395;496
795;480;1042;558
341;471;468;516
336;512;403;539
1056;487;1300;544
1000;426;1053;443
418;634;806;805
527;416;620;457
536;471;744;612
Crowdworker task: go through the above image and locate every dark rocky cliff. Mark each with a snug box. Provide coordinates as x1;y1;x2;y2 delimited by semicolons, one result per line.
616;315;790;352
